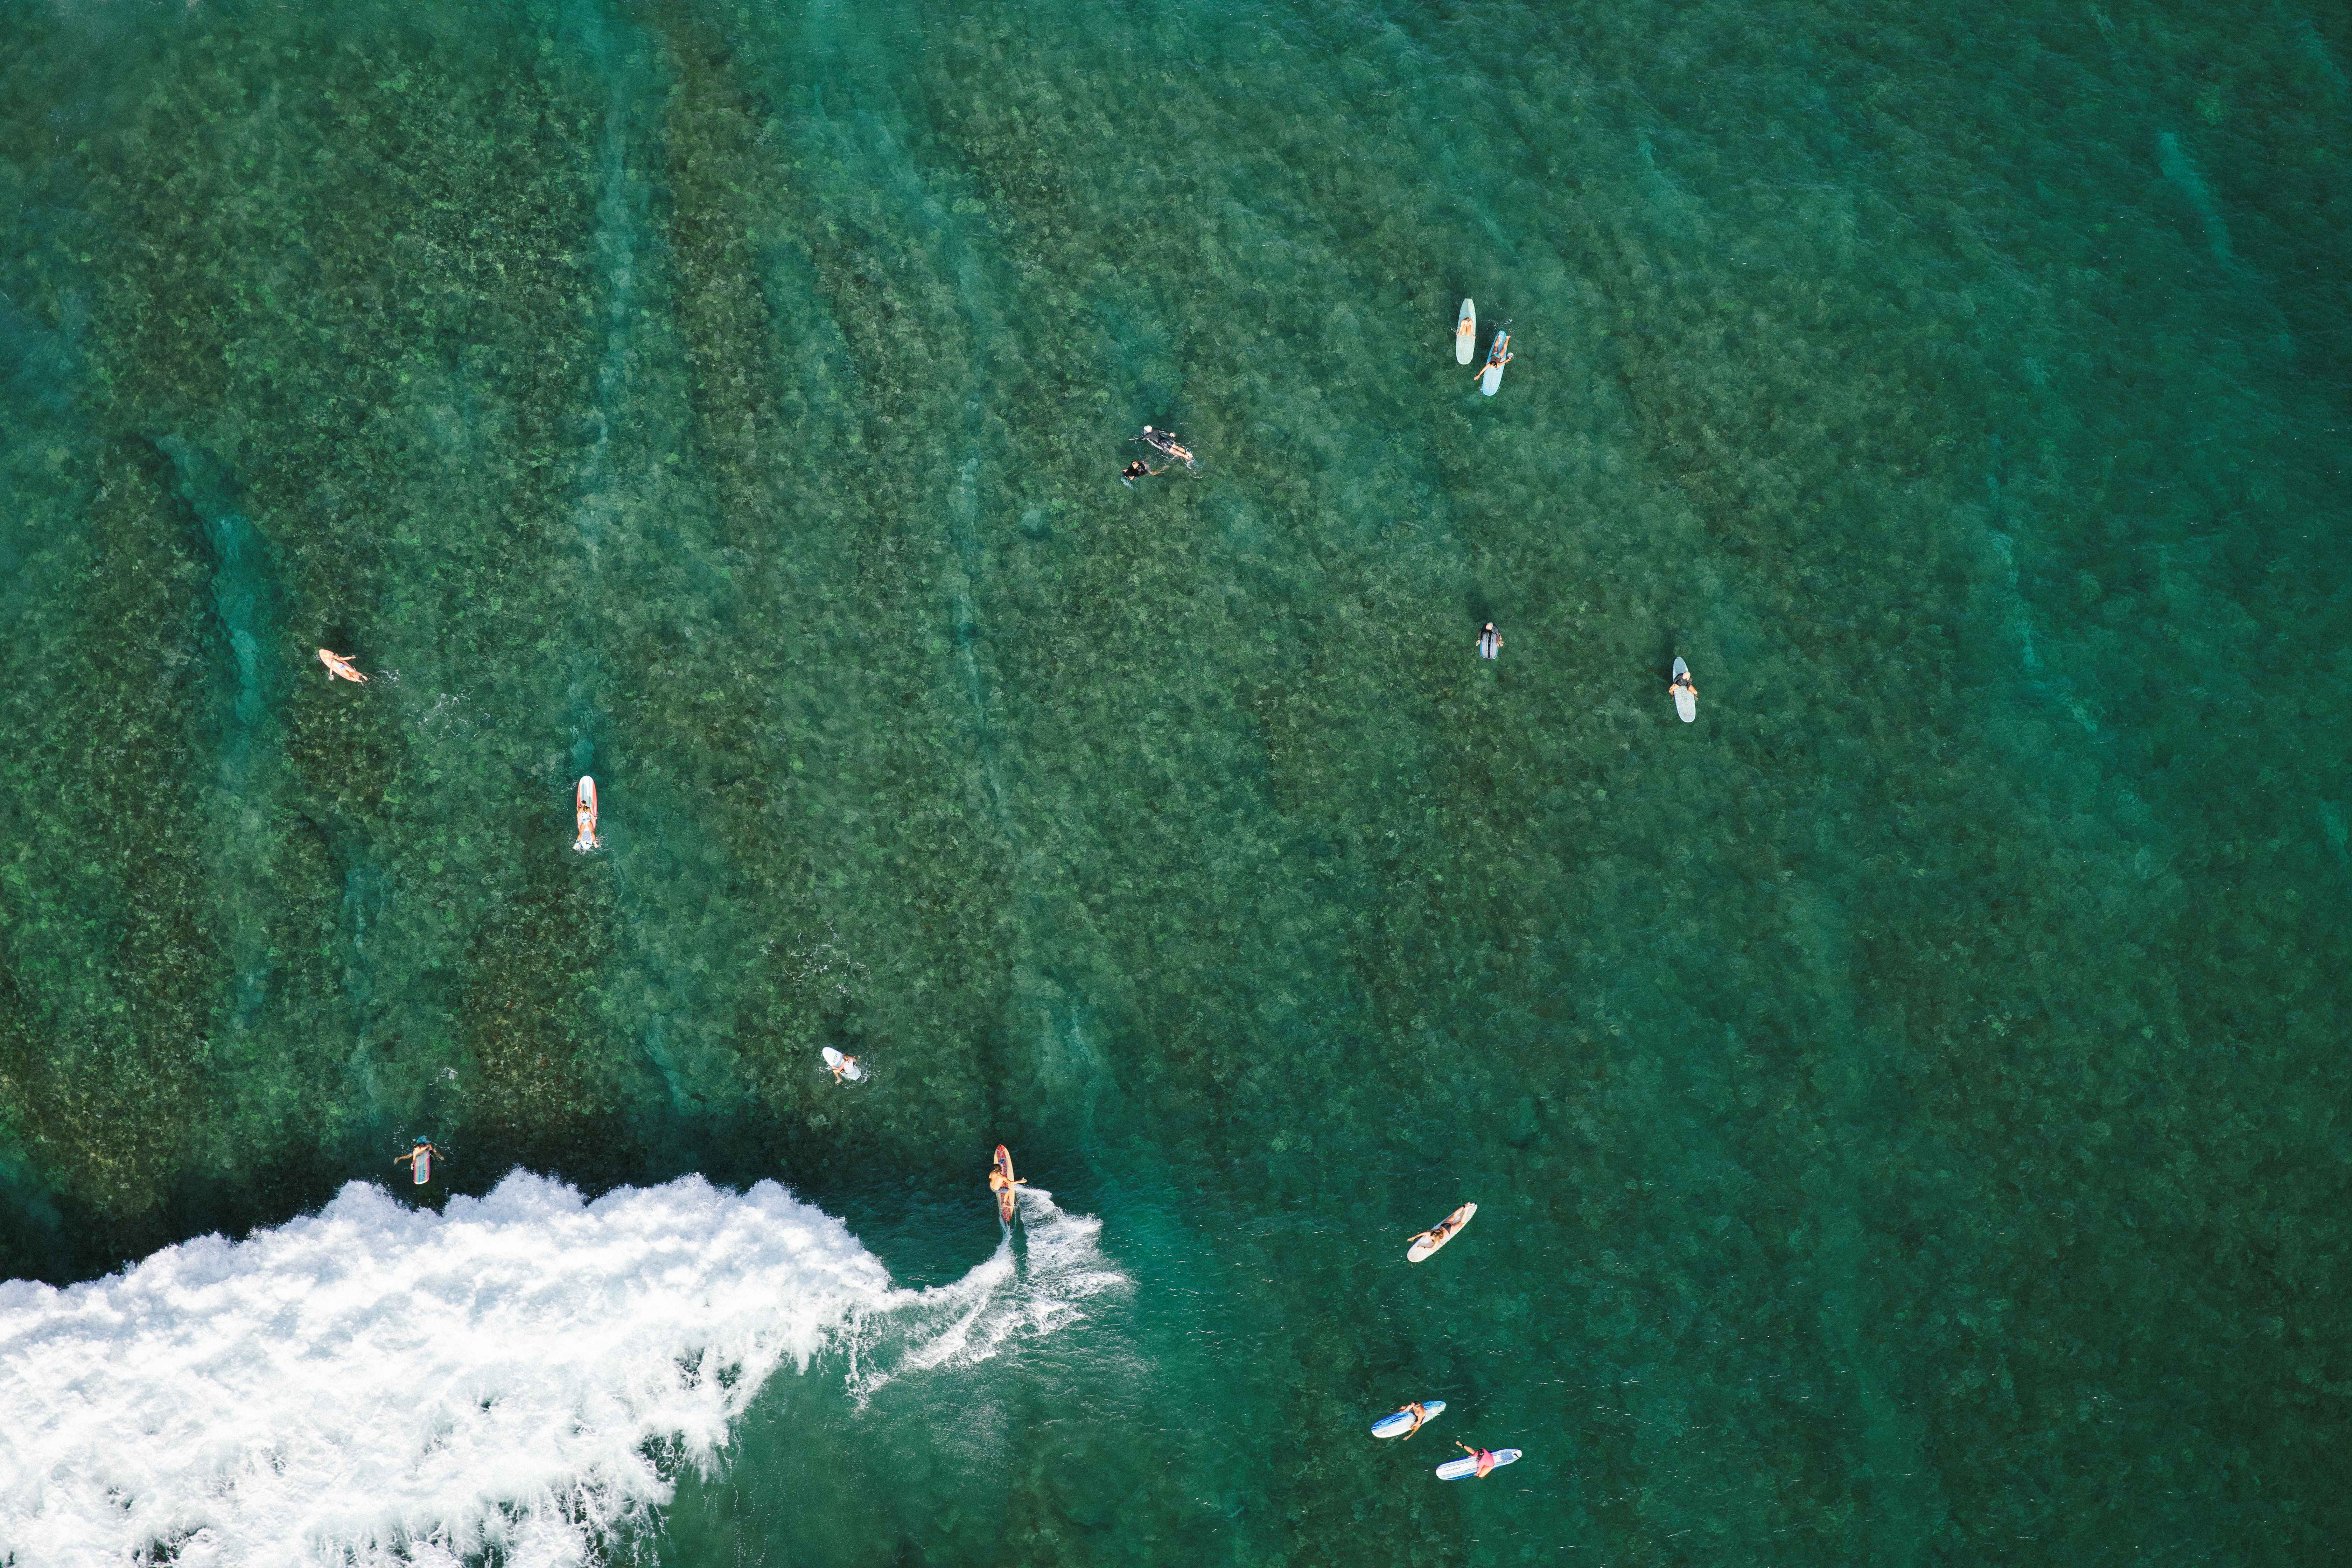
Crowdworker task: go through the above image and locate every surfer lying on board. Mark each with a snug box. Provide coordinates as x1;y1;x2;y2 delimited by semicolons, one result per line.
1391;1402;1432;1440
1477;623;1503;659
1456;1442;1499;1478
394;1139;440;1180
317;648;369;684
1133;426;1197;469
1120;459;1162;486
1411;1211;1468;1254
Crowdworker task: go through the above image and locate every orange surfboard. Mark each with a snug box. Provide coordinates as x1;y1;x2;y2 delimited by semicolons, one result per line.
992;1144;1018;1224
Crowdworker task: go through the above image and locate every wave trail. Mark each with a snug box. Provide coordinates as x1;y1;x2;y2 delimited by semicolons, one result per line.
0;1170;1114;1568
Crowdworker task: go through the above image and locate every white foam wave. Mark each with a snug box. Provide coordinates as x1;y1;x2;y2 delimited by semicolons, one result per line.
0;1171;1122;1568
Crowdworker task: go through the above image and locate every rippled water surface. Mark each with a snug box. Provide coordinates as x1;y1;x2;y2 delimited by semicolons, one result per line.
2;0;2348;1563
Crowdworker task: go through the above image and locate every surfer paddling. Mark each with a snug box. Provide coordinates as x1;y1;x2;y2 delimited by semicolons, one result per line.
395;1139;441;1185
1477;622;1503;660
573;776;602;854
1475;334;1512;383
1391;1402;1432;1440
1132;426;1197;470
1455;1442;1500;1479
317;648;368;684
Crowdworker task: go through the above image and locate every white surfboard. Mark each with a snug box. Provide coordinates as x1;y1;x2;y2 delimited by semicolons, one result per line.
821;1046;865;1082
1455;299;1476;364
1436;1448;1521;1480
1407;1201;1476;1262
573;775;601;852
1479;328;1510;395
1371;1399;1446;1438
1672;657;1696;723
411;1147;432;1185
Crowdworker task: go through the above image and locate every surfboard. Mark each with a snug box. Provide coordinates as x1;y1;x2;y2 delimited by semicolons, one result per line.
821;1046;864;1082
1456;300;1476;364
1435;1448;1521;1480
992;1144;1018;1224
411;1146;432;1185
574;776;600;852
1371;1399;1446;1438
1407;1202;1476;1263
1479;328;1510;396
1672;658;1696;723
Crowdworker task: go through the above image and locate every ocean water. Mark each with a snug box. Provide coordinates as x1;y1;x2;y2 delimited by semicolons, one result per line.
1;0;2347;1562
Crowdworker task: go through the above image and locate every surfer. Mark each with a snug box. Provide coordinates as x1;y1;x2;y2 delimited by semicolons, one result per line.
1391;1402;1432;1440
827;1052;861;1083
987;1163;1027;1204
1475;338;1512;381
394;1139;440;1183
1120;458;1162;486
1477;622;1503;660
1412;1210;1466;1254
573;777;602;854
1133;426;1197;469
1455;1442;1499;1479
317;648;368;684
1670;667;1698;702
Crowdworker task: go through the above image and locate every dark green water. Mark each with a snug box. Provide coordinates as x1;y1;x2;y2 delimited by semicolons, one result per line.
4;0;2350;1561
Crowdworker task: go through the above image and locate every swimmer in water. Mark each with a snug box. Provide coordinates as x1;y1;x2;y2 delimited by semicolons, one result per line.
1133;426;1198;469
1121;458;1162;487
1391;1401;1432;1440
1456;1442;1499;1478
317;648;369;684
1477;623;1502;659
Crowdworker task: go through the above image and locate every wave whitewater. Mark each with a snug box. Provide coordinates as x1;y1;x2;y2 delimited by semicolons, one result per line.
0;1172;1121;1567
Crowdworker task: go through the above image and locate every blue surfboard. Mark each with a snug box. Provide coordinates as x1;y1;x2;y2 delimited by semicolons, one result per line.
1371;1399;1446;1438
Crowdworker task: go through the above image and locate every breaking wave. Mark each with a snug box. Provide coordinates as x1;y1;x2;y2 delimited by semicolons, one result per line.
0;1171;1120;1567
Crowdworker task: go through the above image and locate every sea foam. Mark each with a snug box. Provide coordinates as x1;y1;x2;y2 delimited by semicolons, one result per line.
0;1171;1116;1567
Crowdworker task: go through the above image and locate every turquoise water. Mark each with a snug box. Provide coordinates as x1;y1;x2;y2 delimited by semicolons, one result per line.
3;0;2350;1561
